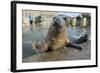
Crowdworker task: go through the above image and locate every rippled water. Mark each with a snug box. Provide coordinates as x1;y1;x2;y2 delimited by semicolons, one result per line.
67;26;90;41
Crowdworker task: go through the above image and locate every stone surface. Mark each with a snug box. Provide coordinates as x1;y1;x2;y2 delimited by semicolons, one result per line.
23;40;90;63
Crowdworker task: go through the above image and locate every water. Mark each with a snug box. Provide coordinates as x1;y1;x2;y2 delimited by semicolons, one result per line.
22;24;91;62
67;26;90;41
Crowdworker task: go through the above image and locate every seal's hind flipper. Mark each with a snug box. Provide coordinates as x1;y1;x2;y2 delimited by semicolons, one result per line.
73;34;88;44
66;43;82;51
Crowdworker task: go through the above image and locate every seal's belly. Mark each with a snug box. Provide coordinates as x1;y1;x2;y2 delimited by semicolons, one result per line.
50;35;66;50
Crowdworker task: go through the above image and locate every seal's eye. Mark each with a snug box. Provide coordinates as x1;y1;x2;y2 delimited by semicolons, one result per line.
53;17;56;20
63;17;67;21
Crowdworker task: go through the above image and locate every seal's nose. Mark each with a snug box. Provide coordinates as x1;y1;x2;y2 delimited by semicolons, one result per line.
55;19;60;25
53;17;61;27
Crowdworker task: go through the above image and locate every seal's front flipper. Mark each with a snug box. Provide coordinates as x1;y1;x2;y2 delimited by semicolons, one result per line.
32;40;49;52
66;43;82;51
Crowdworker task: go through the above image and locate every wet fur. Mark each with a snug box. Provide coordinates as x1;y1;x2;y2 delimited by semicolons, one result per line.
32;15;88;52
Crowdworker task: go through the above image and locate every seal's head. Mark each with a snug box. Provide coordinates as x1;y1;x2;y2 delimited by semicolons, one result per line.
52;15;67;32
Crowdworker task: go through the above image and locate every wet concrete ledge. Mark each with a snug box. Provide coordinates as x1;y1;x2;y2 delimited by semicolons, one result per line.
23;40;90;63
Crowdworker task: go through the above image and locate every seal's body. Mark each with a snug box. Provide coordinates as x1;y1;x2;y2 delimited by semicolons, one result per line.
45;16;69;51
47;31;66;50
32;15;88;52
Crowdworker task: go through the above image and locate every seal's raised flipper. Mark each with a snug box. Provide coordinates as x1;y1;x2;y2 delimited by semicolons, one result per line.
66;43;82;51
32;40;49;52
73;34;88;44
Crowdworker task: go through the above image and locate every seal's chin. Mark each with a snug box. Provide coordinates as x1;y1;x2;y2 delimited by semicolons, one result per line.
59;29;65;32
53;26;66;33
54;28;65;33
